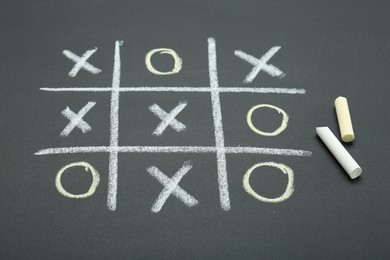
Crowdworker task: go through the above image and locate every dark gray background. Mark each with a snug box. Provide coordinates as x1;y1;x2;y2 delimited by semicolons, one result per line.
1;0;389;259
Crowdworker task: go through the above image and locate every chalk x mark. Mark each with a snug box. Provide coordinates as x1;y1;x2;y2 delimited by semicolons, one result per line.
63;48;101;77
147;161;198;213
235;47;285;83
149;101;187;136
60;102;96;137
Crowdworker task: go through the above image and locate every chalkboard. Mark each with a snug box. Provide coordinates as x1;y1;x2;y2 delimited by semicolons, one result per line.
1;0;390;259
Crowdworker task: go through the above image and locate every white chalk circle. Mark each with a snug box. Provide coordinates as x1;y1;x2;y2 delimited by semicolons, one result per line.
243;162;294;203
145;48;182;75
247;104;289;136
55;161;100;199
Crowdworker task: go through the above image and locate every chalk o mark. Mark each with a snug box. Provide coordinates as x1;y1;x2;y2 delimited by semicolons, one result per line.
247;104;288;136
243;162;294;203
55;161;100;199
145;48;182;75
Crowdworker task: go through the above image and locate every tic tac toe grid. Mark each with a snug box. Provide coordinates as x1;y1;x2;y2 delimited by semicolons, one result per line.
36;38;312;211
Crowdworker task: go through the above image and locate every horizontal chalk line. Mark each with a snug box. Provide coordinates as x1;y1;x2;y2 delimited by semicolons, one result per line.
40;86;306;94
35;145;312;157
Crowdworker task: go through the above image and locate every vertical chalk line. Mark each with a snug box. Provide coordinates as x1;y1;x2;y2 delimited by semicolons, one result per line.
107;41;123;211
208;37;231;211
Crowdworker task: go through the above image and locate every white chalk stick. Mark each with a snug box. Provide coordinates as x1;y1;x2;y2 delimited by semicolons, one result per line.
316;127;362;179
335;96;355;142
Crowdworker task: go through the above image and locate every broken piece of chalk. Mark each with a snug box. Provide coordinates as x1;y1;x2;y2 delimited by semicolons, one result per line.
316;127;362;179
335;96;355;142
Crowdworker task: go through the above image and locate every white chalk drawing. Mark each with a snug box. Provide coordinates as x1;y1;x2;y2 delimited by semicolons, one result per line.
63;48;101;77
36;145;311;157
149;101;187;136
243;162;294;203
208;38;231;211
145;48;182;75
60;102;96;137
247;104;289;136
234;47;285;83
37;38;312;211
107;41;123;211
147;161;198;213
55;161;100;198
41;86;305;94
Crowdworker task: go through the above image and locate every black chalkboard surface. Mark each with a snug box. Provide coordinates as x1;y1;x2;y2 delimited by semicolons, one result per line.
1;0;390;259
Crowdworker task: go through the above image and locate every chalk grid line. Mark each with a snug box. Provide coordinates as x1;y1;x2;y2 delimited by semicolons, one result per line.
36;38;312;211
40;86;306;94
107;41;123;211
36;145;312;157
